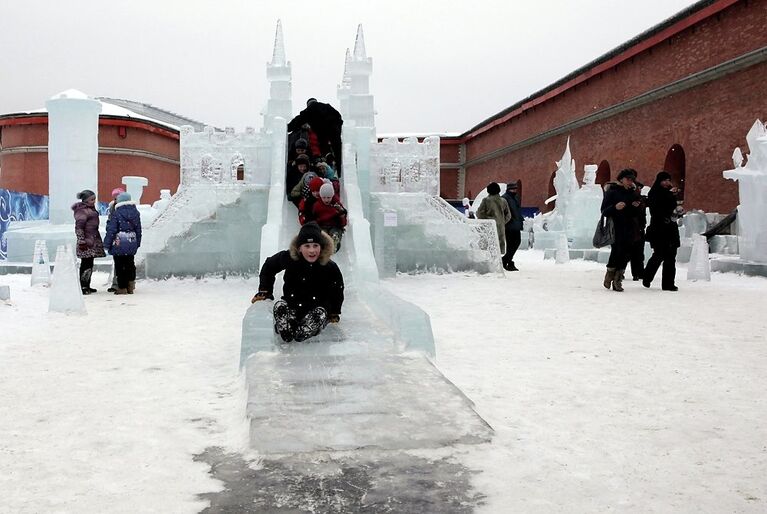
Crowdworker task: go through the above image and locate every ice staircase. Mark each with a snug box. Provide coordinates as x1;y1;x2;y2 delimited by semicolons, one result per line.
240;145;493;455
371;192;504;274
140;184;269;278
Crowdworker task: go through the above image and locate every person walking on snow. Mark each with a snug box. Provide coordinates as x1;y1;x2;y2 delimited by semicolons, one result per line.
601;168;644;292
477;182;512;255
643;171;681;291
501;182;523;271
72;189;105;295
251;222;345;342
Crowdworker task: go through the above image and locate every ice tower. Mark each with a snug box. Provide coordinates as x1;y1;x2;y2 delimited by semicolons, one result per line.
263;20;292;133
46;90;102;224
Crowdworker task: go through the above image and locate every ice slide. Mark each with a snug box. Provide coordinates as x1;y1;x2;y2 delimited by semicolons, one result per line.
240;140;493;455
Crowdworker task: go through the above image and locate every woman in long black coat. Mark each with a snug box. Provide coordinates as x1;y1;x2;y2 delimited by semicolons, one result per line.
601;169;644;291
643;171;681;291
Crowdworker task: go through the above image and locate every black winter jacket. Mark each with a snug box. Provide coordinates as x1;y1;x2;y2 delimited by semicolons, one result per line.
646;185;681;250
601;183;645;245
501;191;523;231
258;250;344;317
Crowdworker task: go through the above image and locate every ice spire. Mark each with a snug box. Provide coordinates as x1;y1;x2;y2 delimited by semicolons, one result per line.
353;24;367;60
342;48;351;85
271;19;286;66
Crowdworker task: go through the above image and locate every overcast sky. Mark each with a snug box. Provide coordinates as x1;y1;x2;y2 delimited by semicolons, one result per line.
0;0;699;134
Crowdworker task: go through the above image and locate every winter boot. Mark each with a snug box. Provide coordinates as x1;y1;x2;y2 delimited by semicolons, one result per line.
612;269;625;292
273;300;296;342
127;281;136;294
603;268;616;289
507;261;519;272
80;267;95;294
294;307;328;342
114;288;129;295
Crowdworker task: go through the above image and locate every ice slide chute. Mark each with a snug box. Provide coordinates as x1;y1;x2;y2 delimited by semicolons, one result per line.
241;134;493;455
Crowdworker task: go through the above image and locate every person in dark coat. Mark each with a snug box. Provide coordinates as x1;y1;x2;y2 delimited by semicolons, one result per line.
106;187;124;293
601;169;644;291
477;182;512;256
104;192;142;295
72;189;106;294
501;182;523;271
287;98;343;172
251;222;345;342
643;171;681;291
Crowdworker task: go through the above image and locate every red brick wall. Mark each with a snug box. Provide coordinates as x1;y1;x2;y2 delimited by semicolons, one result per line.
440;142;460;164
461;0;767;212
0;120;179;203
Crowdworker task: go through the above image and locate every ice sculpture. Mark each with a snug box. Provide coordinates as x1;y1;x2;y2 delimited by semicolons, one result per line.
371;136;440;195
723;120;767;263
46;89;102;224
555;232;570;264
122;176;148;204
552;137;580;225
0;285;9;302
567;164;604;248
49;245;86;314
263;20;292;133
151;189;172;213
687;234;711;281
30;240;51;286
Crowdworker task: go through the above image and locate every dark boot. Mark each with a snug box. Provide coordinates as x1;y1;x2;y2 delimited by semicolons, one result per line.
80;267;95;294
114;288;129;295
603;268;616;289
127;281;135;294
273;300;296;342
507;261;519;271
612;269;625;292
294;307;328;342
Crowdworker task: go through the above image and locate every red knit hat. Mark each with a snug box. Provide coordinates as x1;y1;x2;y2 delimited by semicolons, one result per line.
309;177;325;192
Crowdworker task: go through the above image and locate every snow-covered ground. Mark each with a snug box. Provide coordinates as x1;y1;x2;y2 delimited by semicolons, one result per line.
1;250;766;512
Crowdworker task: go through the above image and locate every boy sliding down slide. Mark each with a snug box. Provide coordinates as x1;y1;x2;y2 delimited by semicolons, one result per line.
251;222;345;342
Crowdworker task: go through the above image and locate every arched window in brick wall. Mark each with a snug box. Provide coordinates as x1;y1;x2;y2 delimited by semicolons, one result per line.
596;160;611;186
663;144;686;201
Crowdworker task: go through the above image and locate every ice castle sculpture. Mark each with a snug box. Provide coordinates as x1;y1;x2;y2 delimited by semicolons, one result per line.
723;120;767;263
533;139;575;250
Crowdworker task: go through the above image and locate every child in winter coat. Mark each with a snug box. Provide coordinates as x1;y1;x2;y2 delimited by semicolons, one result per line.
298;177;326;225
251;222;344;342
312;183;347;251
72;189;106;294
104;192;142;295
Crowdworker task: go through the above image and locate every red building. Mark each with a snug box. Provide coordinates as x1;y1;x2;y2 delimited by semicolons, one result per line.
438;0;766;214
0;98;204;203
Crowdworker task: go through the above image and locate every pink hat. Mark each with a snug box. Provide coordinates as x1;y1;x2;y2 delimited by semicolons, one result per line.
111;187;125;197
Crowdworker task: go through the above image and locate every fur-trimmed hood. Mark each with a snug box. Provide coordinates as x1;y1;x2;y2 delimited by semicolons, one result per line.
114;200;137;209
288;229;335;265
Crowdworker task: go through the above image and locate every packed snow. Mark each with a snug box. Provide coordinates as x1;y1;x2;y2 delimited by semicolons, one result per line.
1;250;766;512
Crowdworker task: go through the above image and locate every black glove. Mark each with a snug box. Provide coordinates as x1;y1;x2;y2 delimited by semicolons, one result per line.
328;314;340;323
251;291;274;303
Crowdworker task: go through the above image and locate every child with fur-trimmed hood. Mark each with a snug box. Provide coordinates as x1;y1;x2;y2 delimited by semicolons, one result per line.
251;222;345;342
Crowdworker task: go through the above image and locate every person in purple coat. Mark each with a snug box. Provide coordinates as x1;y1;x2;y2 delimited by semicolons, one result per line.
104;192;142;295
72;189;106;294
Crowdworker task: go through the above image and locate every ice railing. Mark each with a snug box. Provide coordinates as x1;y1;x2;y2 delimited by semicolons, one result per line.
370;136;440;195
140;125;276;255
373;192;504;274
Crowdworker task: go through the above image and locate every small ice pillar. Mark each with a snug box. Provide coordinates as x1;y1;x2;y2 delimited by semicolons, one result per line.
122;176;148;204
46;89;102;224
723;120;767;263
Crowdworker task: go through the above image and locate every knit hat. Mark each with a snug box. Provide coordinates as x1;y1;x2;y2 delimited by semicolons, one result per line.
111;187;125;198
302;172;318;185
295;153;310;164
296;222;324;246
617;168;637;181
309;177;325;192
77;189;96;201
486;182;501;195
656;171;672;182
319;183;335;199
295;138;308;150
116;192;132;203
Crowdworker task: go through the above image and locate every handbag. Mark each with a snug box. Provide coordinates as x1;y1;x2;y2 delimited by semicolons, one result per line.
592;215;615;248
